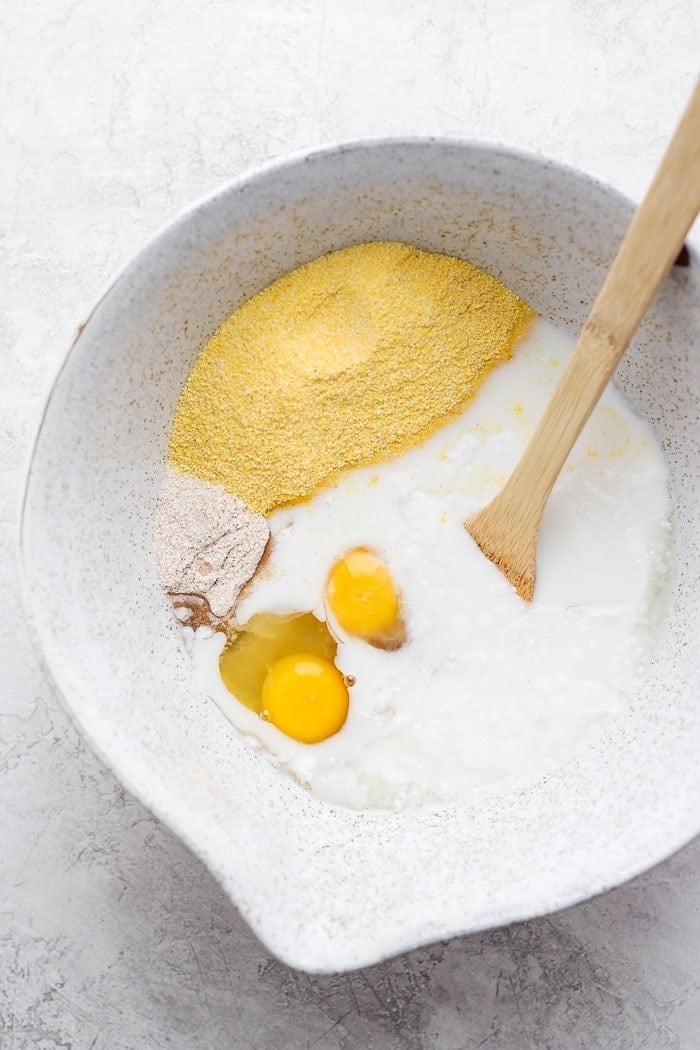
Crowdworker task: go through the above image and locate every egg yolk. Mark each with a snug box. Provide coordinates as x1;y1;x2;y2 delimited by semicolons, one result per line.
219;611;337;714
261;654;349;743
326;547;405;648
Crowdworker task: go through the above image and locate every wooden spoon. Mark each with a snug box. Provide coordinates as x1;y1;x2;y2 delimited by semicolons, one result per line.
466;80;700;602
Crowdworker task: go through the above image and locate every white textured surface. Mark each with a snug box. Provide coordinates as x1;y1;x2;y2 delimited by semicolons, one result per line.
2;0;699;1046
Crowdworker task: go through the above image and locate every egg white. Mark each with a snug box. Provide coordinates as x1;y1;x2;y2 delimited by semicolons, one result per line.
189;317;670;810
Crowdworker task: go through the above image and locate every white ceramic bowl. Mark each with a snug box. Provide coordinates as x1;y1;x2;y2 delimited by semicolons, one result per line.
20;140;699;973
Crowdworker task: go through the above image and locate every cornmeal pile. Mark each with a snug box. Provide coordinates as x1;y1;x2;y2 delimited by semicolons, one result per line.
169;242;533;514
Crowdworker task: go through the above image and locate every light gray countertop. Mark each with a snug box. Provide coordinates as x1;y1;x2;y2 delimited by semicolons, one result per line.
2;2;698;1046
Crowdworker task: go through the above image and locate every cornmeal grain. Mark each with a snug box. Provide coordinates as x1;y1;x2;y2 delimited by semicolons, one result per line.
169;242;534;513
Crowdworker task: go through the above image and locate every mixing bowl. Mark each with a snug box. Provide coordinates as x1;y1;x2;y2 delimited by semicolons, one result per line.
19;140;699;972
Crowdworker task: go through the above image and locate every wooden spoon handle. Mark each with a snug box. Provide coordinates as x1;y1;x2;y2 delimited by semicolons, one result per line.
504;78;700;523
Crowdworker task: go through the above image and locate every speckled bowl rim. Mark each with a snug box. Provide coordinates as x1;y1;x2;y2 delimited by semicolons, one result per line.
18;137;699;971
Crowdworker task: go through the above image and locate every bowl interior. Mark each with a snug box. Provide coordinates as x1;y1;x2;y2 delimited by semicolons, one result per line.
21;141;699;972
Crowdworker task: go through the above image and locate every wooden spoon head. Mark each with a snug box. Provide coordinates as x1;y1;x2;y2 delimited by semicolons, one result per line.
465;498;537;602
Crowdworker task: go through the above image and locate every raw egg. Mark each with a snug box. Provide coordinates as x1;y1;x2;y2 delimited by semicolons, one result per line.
261;654;349;744
326;547;405;649
219;612;337;710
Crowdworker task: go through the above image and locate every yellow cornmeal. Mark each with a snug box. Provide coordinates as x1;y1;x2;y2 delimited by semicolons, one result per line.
170;242;534;513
